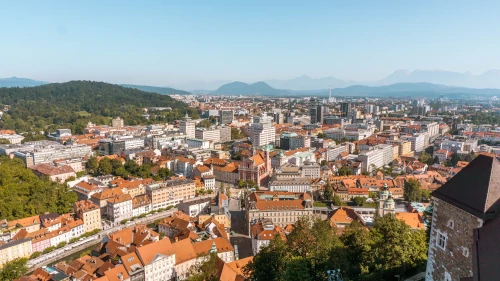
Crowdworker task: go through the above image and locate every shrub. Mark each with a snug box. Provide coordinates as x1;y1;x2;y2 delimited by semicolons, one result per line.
42;246;56;254
29;252;42;259
56;241;67;249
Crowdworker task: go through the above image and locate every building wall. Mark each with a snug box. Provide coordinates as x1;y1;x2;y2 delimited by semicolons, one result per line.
426;198;481;281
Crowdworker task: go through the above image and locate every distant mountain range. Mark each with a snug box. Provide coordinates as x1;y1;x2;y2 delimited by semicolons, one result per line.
164;69;500;91
213;81;287;95
264;70;500;90
121;84;191;95
0;77;48;87
212;81;500;98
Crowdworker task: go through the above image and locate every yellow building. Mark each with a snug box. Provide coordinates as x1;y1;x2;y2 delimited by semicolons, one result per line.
74;200;102;233
0;238;32;267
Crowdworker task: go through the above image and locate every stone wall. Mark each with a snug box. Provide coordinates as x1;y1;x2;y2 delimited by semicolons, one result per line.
426;198;483;281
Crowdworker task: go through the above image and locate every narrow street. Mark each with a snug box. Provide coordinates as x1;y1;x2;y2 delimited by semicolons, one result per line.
229;198;253;259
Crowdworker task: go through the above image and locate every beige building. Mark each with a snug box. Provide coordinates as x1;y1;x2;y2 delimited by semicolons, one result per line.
245;191;313;235
198;214;231;229
6;215;41;235
74;200;102;233
0;238;32;267
90;187;123;216
112;117;124;128
146;180;196;210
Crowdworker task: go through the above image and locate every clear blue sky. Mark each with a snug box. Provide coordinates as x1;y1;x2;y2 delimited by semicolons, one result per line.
1;0;499;86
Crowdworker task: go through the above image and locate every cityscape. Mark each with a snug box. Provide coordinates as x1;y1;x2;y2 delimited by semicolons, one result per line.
1;1;500;281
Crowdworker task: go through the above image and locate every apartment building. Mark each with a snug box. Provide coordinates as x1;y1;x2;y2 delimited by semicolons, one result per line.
251;219;286;255
0;238;32;267
250;114;276;147
219;110;234;125
146;180;196;210
178;197;211;217
218;126;232;142
179;113;195;138
195;128;221;143
245;191;313;235
358;144;393;173
400;133;426;152
74;200;102;233
90;187;123;216
136;238;176;281
107;194;133;223
132;194;152;217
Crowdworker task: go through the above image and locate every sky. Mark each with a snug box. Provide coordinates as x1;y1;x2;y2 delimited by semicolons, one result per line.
1;0;500;87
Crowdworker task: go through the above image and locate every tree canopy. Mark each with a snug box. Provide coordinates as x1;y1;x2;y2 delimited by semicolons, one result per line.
404;178;422;202
245;215;428;281
0;157;77;220
0;81;194;134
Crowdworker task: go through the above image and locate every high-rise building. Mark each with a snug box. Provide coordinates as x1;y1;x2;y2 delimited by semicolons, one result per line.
218;126;232;142
279;132;298;150
308;98;323;124
250;114;276;147
273;112;284;124
341;102;351;118
112;117;124;128
180;112;195;138
219;110;234;125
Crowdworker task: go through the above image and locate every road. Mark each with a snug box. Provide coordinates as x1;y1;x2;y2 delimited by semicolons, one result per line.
27;208;178;271
228;198;253;259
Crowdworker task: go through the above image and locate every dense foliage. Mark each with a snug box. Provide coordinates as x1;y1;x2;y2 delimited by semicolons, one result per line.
86;156;173;180
0;258;28;281
0;81;194;134
0;157;77;220
245;215;427;281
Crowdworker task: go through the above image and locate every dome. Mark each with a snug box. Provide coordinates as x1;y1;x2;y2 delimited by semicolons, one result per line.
385;197;395;205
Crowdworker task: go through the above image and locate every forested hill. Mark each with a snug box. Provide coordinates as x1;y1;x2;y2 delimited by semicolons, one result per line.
0;81;196;134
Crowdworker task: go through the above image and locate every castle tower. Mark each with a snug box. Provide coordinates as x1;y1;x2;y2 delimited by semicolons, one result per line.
426;155;500;281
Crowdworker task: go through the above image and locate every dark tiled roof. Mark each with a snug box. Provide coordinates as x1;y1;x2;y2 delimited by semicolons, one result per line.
432;155;500;220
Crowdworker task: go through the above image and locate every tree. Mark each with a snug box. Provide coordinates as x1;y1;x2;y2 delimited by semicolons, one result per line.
245;236;288;281
369;215;428;279
283;256;312;281
323;182;334;201
196;119;212;129
0;258;28;280
98;158;113;175
320;160;327;166
340;220;374;278
0;157;77;220
418;152;432;165
425;146;434;156
352;196;367;206
404;178;422;202
317;133;327;139
157;168;173;179
114;166;130;178
332;195;343;206
337;166;352;176
450;153;460;167
110;158;123;172
0;138;10;144
433;156;440;164
86;156;99;175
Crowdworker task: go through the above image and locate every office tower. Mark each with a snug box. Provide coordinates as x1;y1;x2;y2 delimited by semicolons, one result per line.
341;102;351;118
308;98;323;124
219;110;234;125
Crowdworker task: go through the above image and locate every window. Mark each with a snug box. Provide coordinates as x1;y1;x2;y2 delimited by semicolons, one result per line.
462;247;469;257
437;232;447;250
447;219;454;229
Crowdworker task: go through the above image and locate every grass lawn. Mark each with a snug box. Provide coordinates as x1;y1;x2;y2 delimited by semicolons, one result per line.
313;201;329;207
